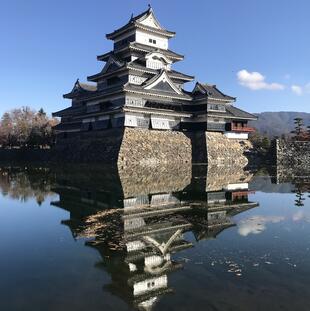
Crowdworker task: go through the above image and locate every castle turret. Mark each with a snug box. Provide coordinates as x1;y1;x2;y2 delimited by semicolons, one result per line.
53;6;257;157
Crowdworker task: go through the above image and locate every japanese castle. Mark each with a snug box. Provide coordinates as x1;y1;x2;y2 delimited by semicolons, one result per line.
52;165;258;311
53;6;257;140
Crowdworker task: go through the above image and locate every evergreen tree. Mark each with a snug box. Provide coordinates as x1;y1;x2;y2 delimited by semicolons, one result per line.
291;117;305;139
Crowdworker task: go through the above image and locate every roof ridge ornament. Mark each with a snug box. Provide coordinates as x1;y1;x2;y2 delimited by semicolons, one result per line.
129;13;134;21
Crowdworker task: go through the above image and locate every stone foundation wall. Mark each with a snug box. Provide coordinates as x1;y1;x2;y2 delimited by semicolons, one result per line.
206;165;254;192
206;132;253;167
118;128;192;166
118;163;192;197
0;129;254;166
276;139;310;167
53;128;125;163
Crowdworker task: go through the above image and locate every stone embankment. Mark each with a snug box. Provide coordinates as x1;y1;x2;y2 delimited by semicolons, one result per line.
206;132;253;167
118;128;191;166
276;139;310;167
0;129;256;166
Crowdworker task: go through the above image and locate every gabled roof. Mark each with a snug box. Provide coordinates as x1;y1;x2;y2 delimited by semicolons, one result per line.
106;7;175;40
88;55;125;81
128;59;194;81
124;84;192;101
101;55;125;73
134;6;163;29
63;80;97;99
129;42;184;61
88;58;194;83
145;51;172;64
143;69;183;95
193;82;236;102
97;43;184;62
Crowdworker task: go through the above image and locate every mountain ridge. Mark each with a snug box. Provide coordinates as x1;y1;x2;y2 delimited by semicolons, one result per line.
249;111;310;137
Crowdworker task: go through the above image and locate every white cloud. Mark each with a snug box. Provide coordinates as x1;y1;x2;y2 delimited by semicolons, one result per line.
291;85;303;95
238;215;285;237
237;69;285;91
290;82;310;95
292;210;310;222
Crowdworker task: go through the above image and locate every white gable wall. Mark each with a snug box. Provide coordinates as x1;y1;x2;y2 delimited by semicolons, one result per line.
136;29;168;50
139;13;161;29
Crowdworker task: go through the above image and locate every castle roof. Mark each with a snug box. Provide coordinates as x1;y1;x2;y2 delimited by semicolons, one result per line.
87;59;194;82
208;104;258;120
193;82;236;102
63;80;97;99
106;7;175;40
97;43;184;62
52;105;85;117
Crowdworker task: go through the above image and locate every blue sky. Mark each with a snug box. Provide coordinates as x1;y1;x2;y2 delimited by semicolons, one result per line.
0;0;309;116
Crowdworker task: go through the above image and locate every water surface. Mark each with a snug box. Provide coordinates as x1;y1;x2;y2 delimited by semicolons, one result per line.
0;165;309;311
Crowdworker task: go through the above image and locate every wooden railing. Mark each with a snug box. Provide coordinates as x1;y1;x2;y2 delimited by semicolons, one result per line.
230;124;255;132
232;190;255;199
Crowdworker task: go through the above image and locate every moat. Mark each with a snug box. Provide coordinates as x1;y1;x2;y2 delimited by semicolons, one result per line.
0;164;309;311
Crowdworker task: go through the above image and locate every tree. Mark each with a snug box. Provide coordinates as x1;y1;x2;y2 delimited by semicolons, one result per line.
0;107;58;148
248;131;273;159
291;117;305;140
261;137;271;150
0;112;14;147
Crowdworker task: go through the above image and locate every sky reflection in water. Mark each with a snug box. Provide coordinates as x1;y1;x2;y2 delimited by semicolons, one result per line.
0;165;309;311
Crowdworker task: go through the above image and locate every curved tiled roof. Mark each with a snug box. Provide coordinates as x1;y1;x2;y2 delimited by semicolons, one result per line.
106;7;175;40
193;82;235;102
63;80;97;99
97;43;184;63
208;105;257;120
129;42;184;60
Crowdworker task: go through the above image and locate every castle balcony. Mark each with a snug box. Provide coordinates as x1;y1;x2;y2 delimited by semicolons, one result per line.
228;123;255;133
231;190;255;200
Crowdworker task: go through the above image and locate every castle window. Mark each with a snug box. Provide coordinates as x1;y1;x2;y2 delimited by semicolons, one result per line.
208;104;226;112
149;38;157;44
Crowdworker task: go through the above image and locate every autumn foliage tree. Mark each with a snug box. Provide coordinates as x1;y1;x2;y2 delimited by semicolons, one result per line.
0;107;58;148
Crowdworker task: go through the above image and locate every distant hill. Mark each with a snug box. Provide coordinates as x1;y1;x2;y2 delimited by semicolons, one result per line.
249;111;310;138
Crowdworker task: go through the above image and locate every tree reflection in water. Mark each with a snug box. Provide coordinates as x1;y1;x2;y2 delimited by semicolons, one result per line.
0;166;56;205
0;164;309;310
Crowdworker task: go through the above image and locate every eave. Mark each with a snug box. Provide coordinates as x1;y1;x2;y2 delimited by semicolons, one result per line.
193;82;236;102
124;86;192;101
124;107;192;118
207;113;258;121
88;63;194;83
70;107;123;120
106;22;175;40
97;44;184;63
129;43;184;61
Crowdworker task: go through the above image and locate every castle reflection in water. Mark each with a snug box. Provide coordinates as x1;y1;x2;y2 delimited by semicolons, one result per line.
48;164;258;311
0;163;309;311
